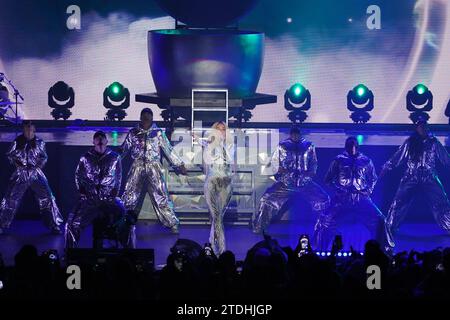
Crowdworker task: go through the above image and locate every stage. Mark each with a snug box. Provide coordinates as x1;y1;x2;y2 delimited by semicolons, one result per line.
0;123;450;266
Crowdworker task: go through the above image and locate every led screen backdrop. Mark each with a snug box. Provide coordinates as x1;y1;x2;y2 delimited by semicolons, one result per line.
0;0;449;123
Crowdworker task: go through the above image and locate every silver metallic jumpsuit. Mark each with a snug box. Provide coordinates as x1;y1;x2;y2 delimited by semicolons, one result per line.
313;151;386;250
0;135;63;230
65;148;131;248
200;136;234;255
252;137;330;233
121;123;184;241
383;134;450;249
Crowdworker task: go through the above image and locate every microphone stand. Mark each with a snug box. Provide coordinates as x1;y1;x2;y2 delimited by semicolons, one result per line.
0;73;24;132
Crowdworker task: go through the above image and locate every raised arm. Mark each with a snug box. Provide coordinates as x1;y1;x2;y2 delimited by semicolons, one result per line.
381;139;409;173
192;132;210;147
6;140;21;167
324;159;340;188
119;130;132;159
434;138;450;167
159;130;184;168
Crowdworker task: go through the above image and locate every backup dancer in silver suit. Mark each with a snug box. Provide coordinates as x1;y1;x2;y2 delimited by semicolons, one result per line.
252;127;330;234
0;121;63;234
65;131;131;248
313;137;386;250
121;108;187;244
194;121;234;255
381;121;450;250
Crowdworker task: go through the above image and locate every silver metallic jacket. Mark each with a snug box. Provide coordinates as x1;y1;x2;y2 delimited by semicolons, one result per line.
313;150;384;250
75;148;122;201
7;137;49;182
0;136;63;228
382;134;450;178
325;151;377;203
271;137;318;188
65;148;126;248
121;123;184;167
252;137;329;234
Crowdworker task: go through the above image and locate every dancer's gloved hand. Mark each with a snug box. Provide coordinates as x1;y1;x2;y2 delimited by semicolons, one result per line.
178;165;188;175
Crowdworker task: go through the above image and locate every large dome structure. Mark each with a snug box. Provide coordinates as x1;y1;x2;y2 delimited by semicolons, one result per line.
155;0;259;27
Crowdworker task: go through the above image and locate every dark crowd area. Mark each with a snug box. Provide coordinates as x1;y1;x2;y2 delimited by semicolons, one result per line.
0;238;449;301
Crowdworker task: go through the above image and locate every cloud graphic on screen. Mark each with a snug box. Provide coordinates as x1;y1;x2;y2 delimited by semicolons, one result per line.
2;3;448;124
5;13;173;121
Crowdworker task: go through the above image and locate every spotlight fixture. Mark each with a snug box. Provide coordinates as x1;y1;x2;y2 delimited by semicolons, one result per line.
48;81;75;120
103;82;130;121
347;84;374;123
284;83;311;123
406;83;432;123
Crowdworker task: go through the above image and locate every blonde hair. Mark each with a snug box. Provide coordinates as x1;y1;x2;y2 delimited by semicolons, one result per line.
207;121;233;147
202;121;235;168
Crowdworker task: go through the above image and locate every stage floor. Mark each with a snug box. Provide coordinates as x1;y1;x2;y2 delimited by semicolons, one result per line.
0;220;448;267
0;124;449;266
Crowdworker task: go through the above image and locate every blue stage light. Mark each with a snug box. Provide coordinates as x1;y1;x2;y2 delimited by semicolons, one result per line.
347;84;374;123
103;82;130;121
406;83;433;123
